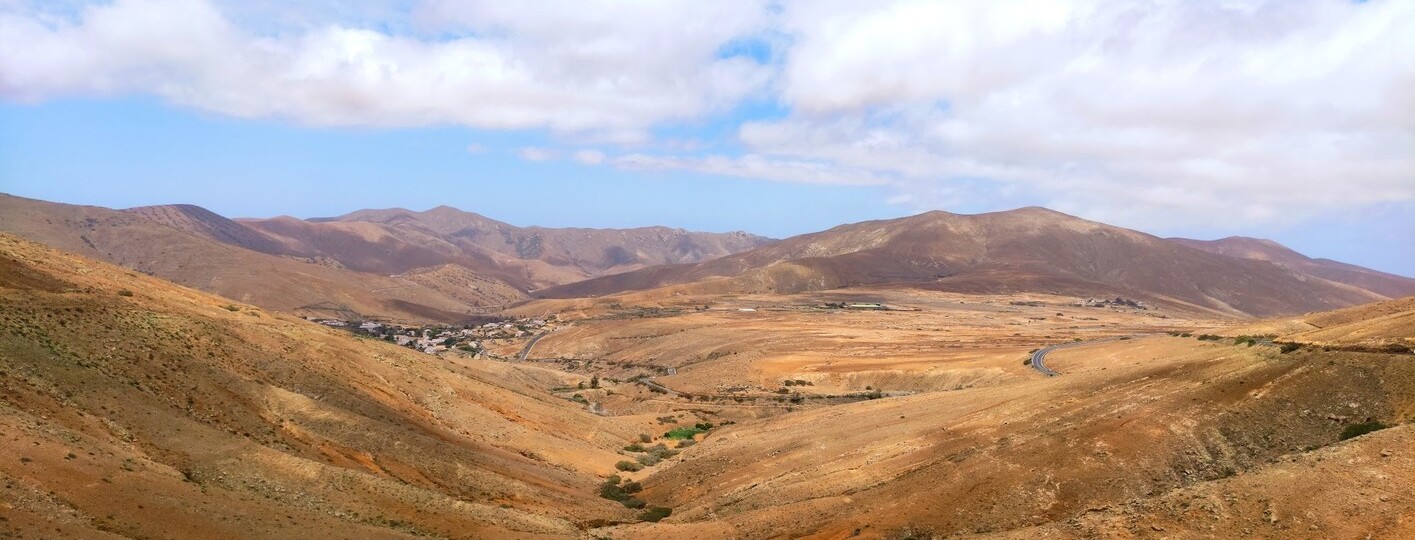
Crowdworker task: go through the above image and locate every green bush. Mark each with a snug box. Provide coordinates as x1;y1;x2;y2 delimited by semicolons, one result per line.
664;427;703;440
639;507;672;522
1340;421;1389;441
614;460;643;472
622;498;646;509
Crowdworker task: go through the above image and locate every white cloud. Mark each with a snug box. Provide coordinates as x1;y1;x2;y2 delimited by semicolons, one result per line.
464;142;487;154
572;149;605;165
742;0;1415;230
611;153;890;186
0;0;773;141
3;0;1412;231
517;147;555;162
517;146;554;161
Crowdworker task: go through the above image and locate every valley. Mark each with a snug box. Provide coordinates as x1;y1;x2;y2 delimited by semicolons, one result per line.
3;3;1410;537
2;221;1411;538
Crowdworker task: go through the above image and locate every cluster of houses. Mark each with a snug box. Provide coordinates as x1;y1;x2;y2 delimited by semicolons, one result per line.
1078;297;1149;310
307;316;555;355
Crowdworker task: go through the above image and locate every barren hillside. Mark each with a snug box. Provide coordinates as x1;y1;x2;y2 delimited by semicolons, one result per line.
0;194;501;323
243;205;774;287
541;208;1405;317
0;232;643;537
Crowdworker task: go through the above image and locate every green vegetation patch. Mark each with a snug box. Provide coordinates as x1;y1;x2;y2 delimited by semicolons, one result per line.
1340;421;1389;441
664;426;706;440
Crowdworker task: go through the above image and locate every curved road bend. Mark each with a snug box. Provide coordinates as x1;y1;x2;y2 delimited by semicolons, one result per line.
1029;336;1141;377
516;332;550;361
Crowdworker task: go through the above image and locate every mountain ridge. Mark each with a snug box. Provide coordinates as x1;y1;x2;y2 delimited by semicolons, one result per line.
539;208;1415;317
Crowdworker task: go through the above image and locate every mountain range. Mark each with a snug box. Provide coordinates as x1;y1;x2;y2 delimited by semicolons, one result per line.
0;194;769;322
539;207;1415;317
2;193;1411;320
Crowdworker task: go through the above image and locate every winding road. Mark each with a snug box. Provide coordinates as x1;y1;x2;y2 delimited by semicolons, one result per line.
1029;336;1140;377
516;332;550;361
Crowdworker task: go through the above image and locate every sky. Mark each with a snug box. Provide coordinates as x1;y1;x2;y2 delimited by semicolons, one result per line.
0;0;1411;276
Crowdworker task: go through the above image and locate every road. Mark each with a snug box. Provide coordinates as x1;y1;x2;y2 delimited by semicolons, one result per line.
516;332;550;361
1029;336;1141;377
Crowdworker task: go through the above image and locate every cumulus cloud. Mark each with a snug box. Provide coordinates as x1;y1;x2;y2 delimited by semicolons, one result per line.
0;0;773;141
754;0;1415;229
3;0;1412;231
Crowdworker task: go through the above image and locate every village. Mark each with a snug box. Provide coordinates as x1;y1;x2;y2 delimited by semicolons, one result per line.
305;314;557;356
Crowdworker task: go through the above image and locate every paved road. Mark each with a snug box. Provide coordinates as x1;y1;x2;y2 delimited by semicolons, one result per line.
516;332;550;361
1029;336;1140;377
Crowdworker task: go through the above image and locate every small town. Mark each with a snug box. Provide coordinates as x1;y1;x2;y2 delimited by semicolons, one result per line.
304;315;557;356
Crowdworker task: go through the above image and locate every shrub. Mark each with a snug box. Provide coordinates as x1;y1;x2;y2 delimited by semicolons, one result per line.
614;460;643;472
635;453;661;466
638;433;652;443
117;290;134;297
664;427;703;440
223;304;240;312
645;444;677;459
1279;343;1301;354
599;482;627;501
1234;335;1257;347
623;443;645;452
676;439;696;448
621;498;646;509
639;507;672;522
1340;421;1389;441
1022;358;1032;366
621;481;642;494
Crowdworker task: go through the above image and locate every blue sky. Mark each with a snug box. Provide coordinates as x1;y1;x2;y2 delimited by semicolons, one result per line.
0;1;1411;276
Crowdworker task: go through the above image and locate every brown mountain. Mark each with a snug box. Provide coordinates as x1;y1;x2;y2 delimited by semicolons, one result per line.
0;232;641;537
243;205;774;287
0;194;507;322
123;203;289;255
540;207;1410;317
0;194;771;322
1171;236;1415;299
